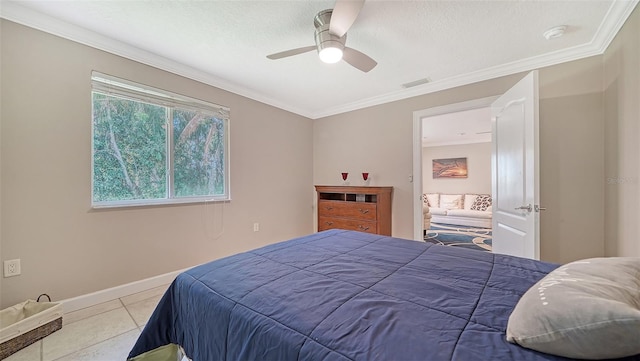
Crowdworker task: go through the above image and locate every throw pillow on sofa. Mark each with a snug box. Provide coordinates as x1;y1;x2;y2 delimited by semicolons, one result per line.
425;193;439;208
471;195;492;211
440;194;463;209
464;194;479;210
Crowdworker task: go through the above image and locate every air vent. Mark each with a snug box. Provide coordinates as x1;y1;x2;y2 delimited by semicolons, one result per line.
402;77;432;88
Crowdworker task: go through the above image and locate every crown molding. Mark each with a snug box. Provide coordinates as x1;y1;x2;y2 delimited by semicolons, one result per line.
591;0;639;53
0;1;315;119
423;139;491;148
311;0;639;119
2;0;637;120
312;41;600;118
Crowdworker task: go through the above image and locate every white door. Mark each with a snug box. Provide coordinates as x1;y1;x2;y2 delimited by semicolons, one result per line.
491;71;540;259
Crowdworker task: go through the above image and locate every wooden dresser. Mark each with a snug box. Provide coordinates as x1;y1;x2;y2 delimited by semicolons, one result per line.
315;185;393;236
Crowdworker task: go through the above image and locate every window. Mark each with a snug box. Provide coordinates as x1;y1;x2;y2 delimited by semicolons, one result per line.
91;72;230;208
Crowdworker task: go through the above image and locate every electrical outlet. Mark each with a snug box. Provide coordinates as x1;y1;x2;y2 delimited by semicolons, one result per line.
253;223;260;232
4;259;21;277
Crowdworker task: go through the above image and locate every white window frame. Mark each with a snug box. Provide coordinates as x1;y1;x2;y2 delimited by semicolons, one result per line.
91;72;230;208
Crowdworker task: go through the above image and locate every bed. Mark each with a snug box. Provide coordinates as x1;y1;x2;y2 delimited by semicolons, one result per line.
127;229;640;361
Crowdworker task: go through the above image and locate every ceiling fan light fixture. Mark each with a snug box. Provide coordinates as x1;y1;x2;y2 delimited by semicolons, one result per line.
315;18;346;64
319;46;343;63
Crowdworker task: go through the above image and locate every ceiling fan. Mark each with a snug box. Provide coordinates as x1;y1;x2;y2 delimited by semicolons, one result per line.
266;0;377;73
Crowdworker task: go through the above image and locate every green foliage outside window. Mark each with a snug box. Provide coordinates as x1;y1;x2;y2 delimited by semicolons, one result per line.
92;89;227;207
93;93;167;202
173;108;225;197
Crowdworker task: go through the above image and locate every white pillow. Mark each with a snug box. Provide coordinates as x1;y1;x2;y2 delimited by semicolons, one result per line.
440;194;462;209
425;193;439;208
507;257;640;359
463;194;479;210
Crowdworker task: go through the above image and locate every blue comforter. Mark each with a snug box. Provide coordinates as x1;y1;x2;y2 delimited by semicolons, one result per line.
128;230;620;361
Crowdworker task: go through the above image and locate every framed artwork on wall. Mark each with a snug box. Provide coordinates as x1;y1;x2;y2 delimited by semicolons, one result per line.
432;157;468;178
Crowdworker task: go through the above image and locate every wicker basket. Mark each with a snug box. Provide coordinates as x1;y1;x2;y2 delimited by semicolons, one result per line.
0;297;63;359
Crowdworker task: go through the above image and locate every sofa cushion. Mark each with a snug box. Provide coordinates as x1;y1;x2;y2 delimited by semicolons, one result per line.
429;207;448;216
440;194;463;209
463;194;479;210
447;209;492;219
425;193;439;208
471;195;492;211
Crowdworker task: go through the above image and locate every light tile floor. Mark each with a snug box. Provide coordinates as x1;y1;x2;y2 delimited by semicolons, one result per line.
5;284;184;361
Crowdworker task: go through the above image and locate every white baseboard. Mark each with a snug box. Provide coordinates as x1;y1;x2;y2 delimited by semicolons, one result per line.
60;268;189;313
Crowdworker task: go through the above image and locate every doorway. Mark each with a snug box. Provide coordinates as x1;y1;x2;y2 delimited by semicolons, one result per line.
412;97;497;242
420;108;493;251
413;71;541;260
413;96;498;241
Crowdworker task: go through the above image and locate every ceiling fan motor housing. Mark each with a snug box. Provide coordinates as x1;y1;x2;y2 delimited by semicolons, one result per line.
314;9;346;55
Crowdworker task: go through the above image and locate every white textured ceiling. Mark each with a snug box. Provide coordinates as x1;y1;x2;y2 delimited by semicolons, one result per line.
1;0;637;119
423;107;492;147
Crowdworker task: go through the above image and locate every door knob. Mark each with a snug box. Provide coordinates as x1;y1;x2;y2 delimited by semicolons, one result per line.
515;204;532;212
535;205;546;212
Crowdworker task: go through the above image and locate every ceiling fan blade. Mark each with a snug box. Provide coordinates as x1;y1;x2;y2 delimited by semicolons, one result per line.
329;0;365;37
343;47;377;73
266;46;317;60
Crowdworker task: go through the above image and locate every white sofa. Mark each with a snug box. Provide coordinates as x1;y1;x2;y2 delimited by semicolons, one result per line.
424;193;492;228
423;205;432;232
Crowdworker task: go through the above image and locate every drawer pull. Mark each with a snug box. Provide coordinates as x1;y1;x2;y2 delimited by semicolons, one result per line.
359;209;369;214
358;225;370;231
325;207;333;211
325;221;334;226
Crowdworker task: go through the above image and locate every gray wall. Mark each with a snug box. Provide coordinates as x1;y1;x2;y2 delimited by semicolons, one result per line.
2;6;639;308
314;54;611;265
0;20;314;308
314;74;525;242
604;5;640;257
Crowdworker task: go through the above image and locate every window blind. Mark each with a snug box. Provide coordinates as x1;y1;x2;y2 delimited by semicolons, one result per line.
91;71;230;120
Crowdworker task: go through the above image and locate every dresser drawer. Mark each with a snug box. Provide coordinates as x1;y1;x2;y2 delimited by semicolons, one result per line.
315;185;393;236
318;216;377;234
317;200;377;221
